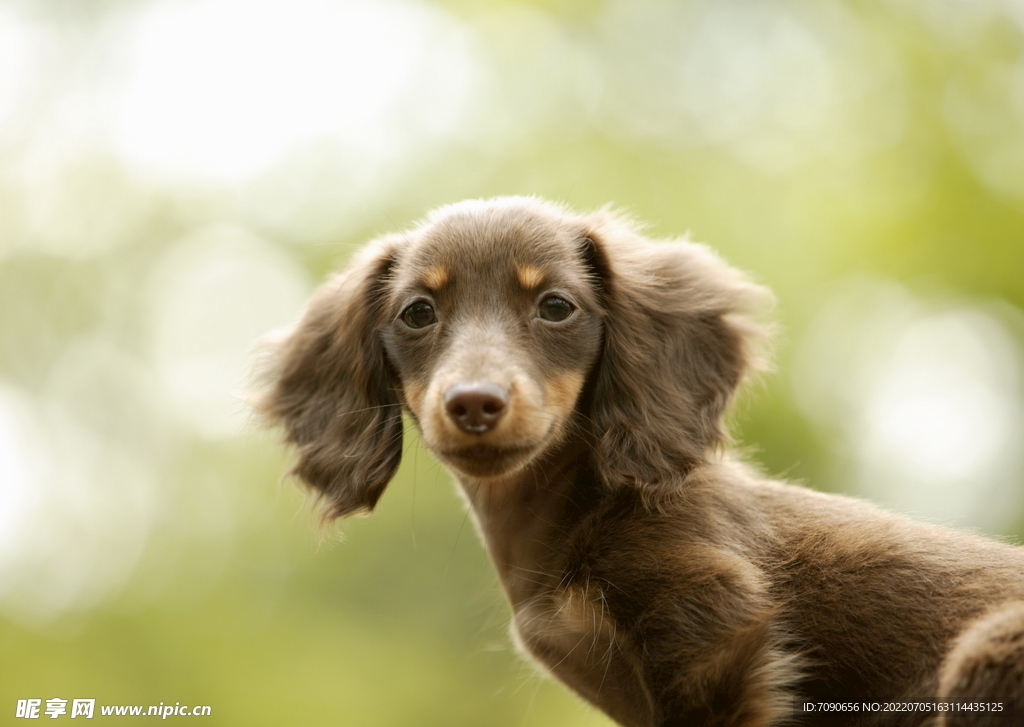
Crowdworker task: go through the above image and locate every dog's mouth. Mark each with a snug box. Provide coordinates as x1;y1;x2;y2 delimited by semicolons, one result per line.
437;442;540;478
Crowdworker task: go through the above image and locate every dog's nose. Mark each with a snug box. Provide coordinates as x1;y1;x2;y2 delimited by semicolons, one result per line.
444;382;508;434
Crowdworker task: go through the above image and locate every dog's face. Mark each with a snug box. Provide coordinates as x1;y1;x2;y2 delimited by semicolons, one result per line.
382;206;604;479
257;196;766;518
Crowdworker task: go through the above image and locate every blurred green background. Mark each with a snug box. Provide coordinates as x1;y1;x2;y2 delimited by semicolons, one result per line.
2;0;1024;724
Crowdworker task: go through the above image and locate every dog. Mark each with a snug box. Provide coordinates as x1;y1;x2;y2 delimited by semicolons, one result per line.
253;197;1024;726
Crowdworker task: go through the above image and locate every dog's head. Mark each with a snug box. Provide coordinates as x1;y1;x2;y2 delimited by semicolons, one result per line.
254;197;769;518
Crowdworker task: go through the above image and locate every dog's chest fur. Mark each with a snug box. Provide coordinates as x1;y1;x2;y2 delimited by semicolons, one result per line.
462;465;662;726
511;582;654;726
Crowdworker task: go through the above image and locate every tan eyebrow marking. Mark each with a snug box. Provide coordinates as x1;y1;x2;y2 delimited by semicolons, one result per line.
516;265;545;289
423;265;448;290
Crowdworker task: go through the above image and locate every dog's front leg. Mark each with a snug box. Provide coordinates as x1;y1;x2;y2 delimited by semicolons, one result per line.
585;542;800;727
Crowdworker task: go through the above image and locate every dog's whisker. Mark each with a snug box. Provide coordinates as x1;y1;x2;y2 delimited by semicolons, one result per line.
332;403;401;419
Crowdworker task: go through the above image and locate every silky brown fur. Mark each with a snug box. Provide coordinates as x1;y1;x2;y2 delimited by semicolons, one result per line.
254;197;1024;726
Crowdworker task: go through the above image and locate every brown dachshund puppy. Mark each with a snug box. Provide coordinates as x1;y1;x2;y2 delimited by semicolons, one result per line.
254;197;1024;726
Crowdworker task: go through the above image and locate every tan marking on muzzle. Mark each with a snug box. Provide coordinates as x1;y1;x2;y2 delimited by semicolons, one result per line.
544;370;587;414
403;381;426;417
421;372;549;449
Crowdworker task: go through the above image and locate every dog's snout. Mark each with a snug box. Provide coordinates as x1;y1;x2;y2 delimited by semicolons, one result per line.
444;383;508;434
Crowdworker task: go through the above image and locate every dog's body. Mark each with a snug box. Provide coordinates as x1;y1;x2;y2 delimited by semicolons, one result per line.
255;197;1024;726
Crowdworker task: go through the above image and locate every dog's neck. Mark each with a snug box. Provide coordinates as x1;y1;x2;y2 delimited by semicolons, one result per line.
455;437;599;607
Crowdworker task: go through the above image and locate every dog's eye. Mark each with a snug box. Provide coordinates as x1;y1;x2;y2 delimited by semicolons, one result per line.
402;301;436;329
538;296;573;322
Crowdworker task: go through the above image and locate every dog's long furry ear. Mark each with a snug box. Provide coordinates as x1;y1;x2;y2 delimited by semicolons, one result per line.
252;235;404;520
580;213;772;490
